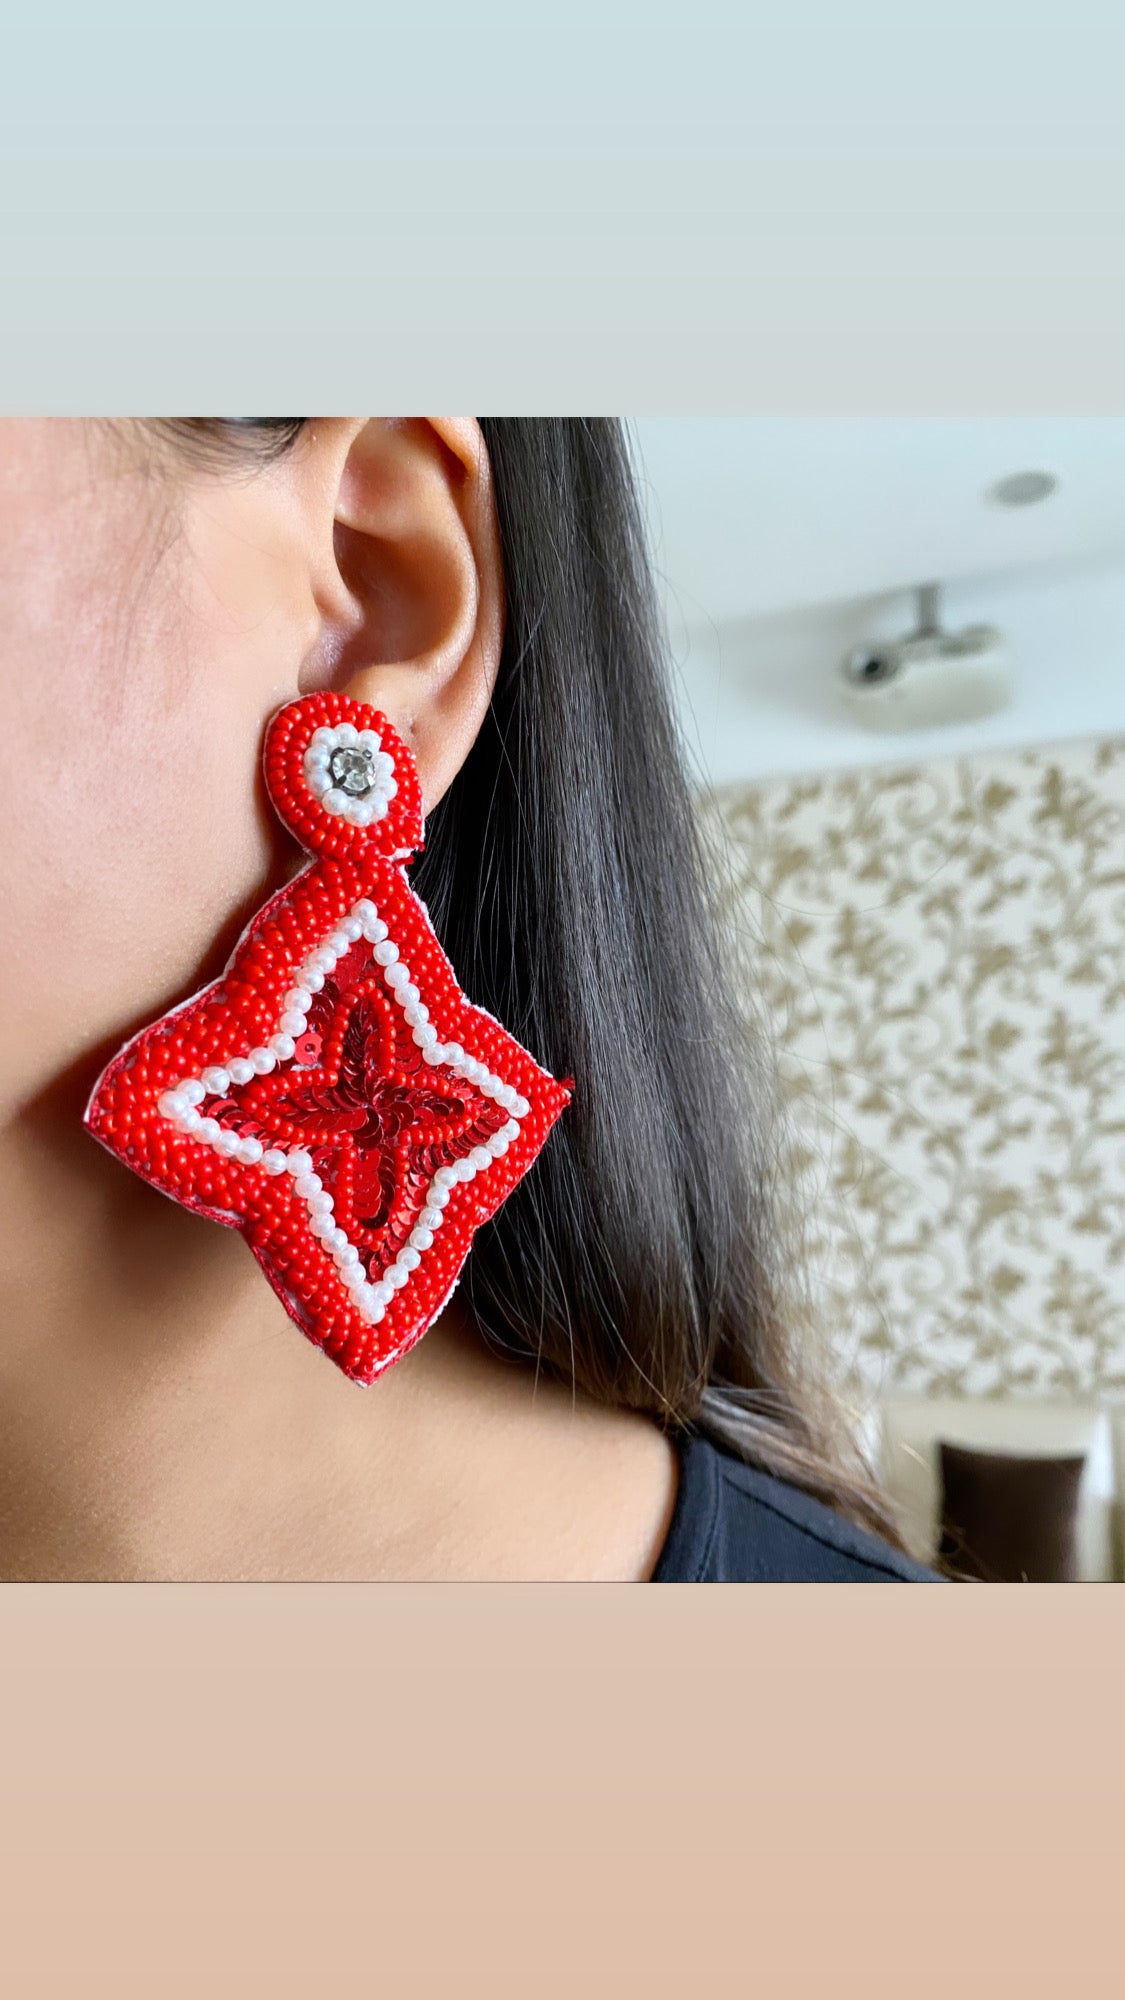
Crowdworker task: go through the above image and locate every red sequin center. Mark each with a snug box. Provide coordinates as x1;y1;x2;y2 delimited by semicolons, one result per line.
83;693;573;1386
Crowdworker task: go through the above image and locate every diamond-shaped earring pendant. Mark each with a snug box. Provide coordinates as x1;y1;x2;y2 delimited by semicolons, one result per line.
84;694;573;1385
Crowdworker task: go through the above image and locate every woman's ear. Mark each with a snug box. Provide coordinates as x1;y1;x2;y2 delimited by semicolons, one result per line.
300;418;504;814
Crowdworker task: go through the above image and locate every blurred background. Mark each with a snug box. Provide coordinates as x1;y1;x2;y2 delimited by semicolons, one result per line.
632;419;1125;1579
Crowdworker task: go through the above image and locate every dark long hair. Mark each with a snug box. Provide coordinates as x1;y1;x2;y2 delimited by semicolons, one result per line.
154;417;902;1545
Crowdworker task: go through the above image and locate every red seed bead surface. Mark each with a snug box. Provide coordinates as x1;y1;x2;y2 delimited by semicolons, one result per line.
84;695;572;1387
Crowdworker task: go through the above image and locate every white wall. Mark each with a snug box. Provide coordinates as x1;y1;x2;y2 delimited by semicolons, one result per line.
630;417;1125;789
633;418;1125;625
666;556;1125;789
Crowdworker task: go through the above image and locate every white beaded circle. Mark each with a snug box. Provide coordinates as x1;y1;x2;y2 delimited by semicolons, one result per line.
302;723;398;828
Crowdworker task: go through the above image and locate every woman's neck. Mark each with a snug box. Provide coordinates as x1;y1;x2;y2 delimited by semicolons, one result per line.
0;1115;677;1581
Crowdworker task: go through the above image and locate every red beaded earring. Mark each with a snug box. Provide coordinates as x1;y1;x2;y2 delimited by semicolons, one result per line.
84;693;573;1386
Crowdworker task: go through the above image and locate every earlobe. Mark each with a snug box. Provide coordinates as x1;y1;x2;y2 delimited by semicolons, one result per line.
317;418;504;815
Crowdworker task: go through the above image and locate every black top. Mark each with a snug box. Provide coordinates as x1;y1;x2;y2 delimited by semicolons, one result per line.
652;1434;940;1583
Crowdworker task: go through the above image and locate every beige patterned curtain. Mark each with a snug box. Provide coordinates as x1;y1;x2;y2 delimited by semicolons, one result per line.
701;734;1125;1402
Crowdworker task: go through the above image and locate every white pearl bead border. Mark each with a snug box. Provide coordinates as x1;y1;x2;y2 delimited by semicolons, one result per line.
302;722;398;828
156;897;529;1328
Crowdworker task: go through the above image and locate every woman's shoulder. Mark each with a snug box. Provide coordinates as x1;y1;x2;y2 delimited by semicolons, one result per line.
652;1432;941;1583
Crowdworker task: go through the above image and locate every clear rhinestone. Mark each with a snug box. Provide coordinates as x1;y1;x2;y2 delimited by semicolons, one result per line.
328;746;376;797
